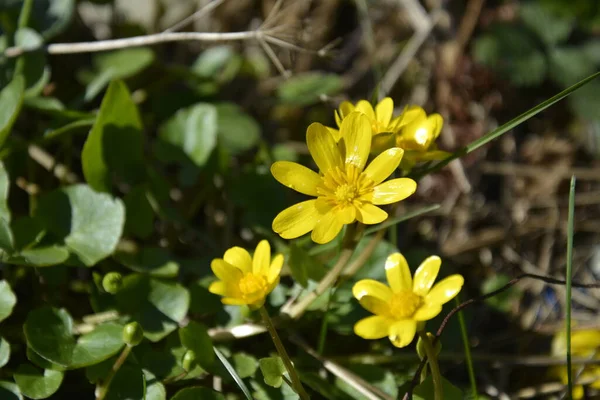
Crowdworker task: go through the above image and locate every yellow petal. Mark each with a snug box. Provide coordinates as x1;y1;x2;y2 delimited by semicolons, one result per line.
425;274;464;305
208;281;227;296
354;315;393;339
336;205;356;224
222;297;249;306
327;127;342;142
341;112;371;170
413;256;441;296
389;320;417;348
271;161;320;196
385;253;412;292
273;200;320;239
339;101;355;119
311;211;344;244
356;203;388;224
375;97;394;127
224;247;252;273
211;259;243;282
268;254;284;282
353;279;393;302
354;100;376;120
571;330;600;353
358;295;389;316
397;105;426;129
362;148;404;185
413;304;443;321
307;123;342;173
371;178;417;205
253;240;271;275
428;113;443;139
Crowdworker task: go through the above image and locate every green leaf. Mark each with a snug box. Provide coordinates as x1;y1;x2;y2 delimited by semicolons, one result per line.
215;103;261;154
115;275;189;342
193;46;238;79
104;364;146;400
569;79;600;120
0;337;10;368
82;80;145;192
178;321;215;369
0;161;9;221
24;307;124;368
34;184;125;266
0;280;16;322
26;347;66;372
144;369;166;400
278;73;343;106
0;381;23;400
43;118;96;142
170;387;225;400
288;244;325;287
259;356;286;388
214;347;253;400
482;274;521;313
116;247;179;278
123;185;154;239
158;103;218;167
581;39;600;64
548;47;597;87
189;279;222;316
85;48;154;101
14;364;64;399
472;24;547;87
0;217;14;252
5;246;69;267
233;352;258;379
413;376;464;400
520;2;573;46
31;0;75;40
14;28;50;98
0;75;25;149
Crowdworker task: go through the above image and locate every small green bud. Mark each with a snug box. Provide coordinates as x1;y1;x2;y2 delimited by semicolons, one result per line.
123;321;144;346
416;332;441;360
102;272;123;294
182;350;197;372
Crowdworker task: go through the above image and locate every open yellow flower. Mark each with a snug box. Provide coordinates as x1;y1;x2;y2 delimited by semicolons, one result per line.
551;329;600;399
271;112;417;244
208;240;282;308
352;253;464;348
329;97;401;141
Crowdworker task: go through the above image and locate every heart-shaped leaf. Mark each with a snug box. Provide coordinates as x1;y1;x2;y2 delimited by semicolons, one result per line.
5;246;70;267
0;337;10;368
34;184;125;266
259;356;286;388
14;364;64;399
0;280;16;322
0;75;25;149
24;307;124;368
82;80;145;192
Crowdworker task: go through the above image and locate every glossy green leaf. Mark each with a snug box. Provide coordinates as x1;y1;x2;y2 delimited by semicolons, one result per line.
34;184;125;266
31;0;75;40
116;247;179;278
0;337;10;368
0;280;16;322
216;103;261;154
123;185;154;239
158;103;217;167
82;80;145;192
413;376;464;400
115;274;189;342
233;352;258;379
144;369;166;400
5;246;69;267
170;387;225;400
14;364;64;399
26;347;66;372
0;217;14;252
259;356;286;388
11;217;46;251
193;46;238;79
104;364;146;400
278;73;343;105
24;307;124;368
178;321;214;369
0;75;25;149
0;381;23;400
14;28;50;98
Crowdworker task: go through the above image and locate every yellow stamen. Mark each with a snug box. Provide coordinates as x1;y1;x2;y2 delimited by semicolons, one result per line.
239;273;268;296
388;290;422;319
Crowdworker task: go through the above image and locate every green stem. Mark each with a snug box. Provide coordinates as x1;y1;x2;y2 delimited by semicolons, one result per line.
259;306;309;400
566;176;576;399
14;0;34;76
418;331;443;400
96;345;132;400
455;296;477;399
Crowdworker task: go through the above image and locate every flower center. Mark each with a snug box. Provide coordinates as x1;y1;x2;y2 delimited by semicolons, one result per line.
388;290;422;319
316;166;374;208
334;183;359;205
238;273;268;296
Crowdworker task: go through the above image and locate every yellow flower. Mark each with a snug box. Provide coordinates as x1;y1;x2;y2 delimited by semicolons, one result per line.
271;112;417;244
208;240;283;308
551;329;600;399
329;97;401;141
352;253;464;348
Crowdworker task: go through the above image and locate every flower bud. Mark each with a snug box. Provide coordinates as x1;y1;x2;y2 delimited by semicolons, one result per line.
123;321;144;346
182;350;196;372
416;332;441;360
102;272;123;294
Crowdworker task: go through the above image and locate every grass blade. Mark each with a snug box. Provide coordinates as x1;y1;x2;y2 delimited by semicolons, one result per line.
214;346;253;400
565;176;576;398
363;204;440;235
415;71;600;178
455;295;478;399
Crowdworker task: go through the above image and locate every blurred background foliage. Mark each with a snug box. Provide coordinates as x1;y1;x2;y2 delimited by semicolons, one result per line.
0;0;599;399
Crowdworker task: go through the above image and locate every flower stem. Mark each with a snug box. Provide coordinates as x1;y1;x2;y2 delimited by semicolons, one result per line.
95;345;132;400
418;331;443;400
259;306;309;400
